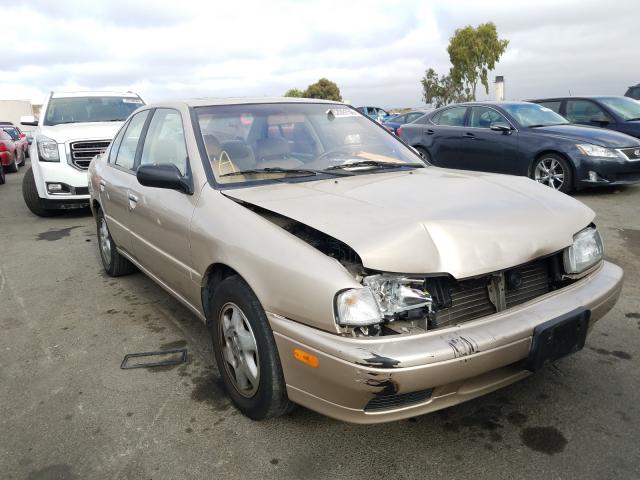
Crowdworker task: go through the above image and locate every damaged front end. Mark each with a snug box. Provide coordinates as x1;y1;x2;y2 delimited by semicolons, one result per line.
234;198;594;339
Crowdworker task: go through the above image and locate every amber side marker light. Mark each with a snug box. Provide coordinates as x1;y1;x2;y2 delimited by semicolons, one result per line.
293;348;319;368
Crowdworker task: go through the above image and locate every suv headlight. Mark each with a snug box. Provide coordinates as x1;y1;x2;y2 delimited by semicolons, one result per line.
37;135;60;162
563;226;603;274
576;144;622;159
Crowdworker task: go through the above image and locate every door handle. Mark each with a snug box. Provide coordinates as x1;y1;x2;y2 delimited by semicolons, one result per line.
99;179;106;192
425;129;435;135
464;132;477;139
128;192;139;210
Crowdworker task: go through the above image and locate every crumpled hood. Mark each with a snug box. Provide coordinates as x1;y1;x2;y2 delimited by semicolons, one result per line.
37;122;123;144
225;168;595;279
533;124;640;148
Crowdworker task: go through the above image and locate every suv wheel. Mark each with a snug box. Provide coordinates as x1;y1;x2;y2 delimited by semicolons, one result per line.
532;154;573;193
22;167;58;217
209;275;293;420
96;209;137;276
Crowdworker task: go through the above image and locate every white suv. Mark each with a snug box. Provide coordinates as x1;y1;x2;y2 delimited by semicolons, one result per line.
20;91;144;216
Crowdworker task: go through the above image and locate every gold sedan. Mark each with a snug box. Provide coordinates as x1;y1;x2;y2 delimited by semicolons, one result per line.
89;98;623;423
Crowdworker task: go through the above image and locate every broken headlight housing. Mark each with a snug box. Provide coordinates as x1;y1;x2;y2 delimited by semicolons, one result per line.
563;226;603;274
363;274;431;318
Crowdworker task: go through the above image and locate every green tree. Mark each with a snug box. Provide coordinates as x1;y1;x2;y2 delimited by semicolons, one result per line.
421;22;508;106
284;88;304;98
448;22;509;100
303;78;343;101
420;68;467;108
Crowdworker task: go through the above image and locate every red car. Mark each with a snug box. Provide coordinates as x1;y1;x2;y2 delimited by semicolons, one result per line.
0;127;23;181
3;125;28;159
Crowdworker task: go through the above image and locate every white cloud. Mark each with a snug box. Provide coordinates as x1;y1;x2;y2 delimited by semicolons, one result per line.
2;0;638;107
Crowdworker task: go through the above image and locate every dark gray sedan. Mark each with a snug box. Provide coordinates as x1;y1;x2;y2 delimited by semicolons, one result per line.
399;101;640;193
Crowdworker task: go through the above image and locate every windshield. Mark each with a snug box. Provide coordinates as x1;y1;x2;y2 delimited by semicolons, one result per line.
44;96;144;126
195;103;423;185
501;103;569;127
2;127;19;140
599;97;640;120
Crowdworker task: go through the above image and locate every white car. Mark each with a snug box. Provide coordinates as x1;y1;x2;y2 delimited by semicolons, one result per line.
21;91;144;216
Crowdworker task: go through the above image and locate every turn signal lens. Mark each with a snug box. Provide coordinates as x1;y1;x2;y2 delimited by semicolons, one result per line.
293;348;319;368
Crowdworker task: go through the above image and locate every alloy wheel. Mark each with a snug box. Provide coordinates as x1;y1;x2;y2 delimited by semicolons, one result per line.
219;302;260;398
534;157;565;190
98;218;112;268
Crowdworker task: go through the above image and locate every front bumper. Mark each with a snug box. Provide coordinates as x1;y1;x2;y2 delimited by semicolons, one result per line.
270;261;623;424
574;153;640;187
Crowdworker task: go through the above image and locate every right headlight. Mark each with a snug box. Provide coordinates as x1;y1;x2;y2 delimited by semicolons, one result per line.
334;274;432;327
563;226;603;274
36;135;60;162
576;144;622;159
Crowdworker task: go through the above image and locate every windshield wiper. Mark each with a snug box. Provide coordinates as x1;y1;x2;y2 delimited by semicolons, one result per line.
220;167;353;178
324;160;425;171
625;117;640;122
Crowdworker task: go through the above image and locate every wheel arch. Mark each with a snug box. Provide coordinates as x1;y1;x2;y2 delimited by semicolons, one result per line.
201;263;242;326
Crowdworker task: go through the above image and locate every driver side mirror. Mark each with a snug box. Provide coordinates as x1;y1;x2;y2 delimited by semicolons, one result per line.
490;122;512;133
136;163;192;194
20;115;38;126
590;116;610;126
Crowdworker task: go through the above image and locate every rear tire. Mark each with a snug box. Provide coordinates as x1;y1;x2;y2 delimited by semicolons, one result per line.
209;275;293;420
96;209;137;277
22;167;58;217
5;154;18;173
0;164;5;185
414;146;431;163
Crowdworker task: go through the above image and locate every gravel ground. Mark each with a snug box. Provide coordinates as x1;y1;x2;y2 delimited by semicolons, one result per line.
1;162;639;480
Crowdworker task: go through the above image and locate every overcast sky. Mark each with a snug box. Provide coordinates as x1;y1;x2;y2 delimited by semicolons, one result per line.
2;0;639;108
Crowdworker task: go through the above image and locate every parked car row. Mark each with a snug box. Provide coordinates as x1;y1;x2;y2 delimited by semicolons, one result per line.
398;98;640;193
0;123;28;185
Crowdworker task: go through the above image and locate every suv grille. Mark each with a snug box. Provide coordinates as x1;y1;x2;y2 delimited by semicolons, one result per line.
69;140;111;169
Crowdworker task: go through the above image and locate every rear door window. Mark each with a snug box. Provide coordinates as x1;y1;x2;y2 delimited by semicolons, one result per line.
114;110;149;171
432;107;467;127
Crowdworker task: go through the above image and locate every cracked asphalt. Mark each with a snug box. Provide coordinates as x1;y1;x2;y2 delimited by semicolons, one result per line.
1;162;639;480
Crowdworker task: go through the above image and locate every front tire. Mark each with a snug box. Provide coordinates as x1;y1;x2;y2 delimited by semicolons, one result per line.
22;167;58;217
209;275;293;420
18;149;25;166
96;209;136;276
532;154;573;193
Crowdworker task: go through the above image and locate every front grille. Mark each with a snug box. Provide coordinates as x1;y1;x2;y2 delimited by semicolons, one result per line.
620;147;640;160
365;388;433;412
429;257;557;329
69;140;110;169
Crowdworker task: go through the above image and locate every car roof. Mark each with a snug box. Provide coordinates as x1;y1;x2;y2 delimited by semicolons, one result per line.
529;95;631;102
145;97;344;109
50;91;141;98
